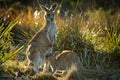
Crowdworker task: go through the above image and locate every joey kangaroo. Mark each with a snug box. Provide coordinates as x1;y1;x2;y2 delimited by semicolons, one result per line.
26;3;58;72
43;50;80;73
43;50;81;79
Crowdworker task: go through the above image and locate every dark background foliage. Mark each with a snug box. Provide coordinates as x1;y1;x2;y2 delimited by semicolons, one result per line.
0;0;120;11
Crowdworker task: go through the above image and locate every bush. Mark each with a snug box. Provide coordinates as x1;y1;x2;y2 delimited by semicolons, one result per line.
0;19;23;65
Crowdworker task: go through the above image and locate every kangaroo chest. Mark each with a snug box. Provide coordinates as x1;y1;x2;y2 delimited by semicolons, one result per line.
47;22;57;41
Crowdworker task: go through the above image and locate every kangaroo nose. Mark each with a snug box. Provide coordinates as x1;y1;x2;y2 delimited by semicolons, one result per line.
51;18;54;21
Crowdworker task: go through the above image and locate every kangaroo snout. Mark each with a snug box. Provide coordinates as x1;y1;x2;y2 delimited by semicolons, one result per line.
51;18;54;21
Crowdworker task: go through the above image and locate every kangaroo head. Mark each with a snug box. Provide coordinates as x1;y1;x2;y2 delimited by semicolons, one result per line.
41;3;58;22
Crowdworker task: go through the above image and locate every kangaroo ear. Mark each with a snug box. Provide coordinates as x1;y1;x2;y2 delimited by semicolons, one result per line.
50;3;58;12
41;5;48;12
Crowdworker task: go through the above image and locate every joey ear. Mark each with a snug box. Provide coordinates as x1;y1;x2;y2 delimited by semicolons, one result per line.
50;3;58;12
41;5;48;12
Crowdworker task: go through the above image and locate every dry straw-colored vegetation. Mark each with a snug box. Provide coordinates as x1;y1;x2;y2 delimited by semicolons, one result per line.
0;4;120;80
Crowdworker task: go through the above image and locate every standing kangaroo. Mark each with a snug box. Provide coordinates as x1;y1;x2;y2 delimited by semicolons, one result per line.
26;3;58;72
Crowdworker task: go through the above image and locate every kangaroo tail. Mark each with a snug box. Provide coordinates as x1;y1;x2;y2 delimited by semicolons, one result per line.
64;64;80;80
